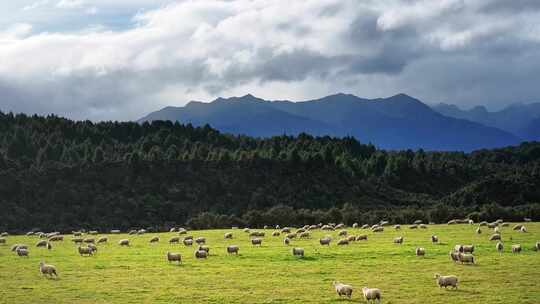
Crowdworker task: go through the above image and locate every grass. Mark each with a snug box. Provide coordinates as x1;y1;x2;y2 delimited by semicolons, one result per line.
0;223;539;304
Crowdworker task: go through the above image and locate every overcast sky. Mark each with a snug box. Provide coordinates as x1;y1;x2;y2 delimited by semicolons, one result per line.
0;0;539;121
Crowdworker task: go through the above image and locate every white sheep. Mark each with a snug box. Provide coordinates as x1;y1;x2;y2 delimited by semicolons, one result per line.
272;231;280;237
198;245;210;253
224;232;233;239
496;242;503;252
536;242;540;251
512;224;523;231
39;261;58;278
338;230;348;236
431;235;438;243
372;227;384;233
356;235;368;241
458;252;475;264
511;244;521;253
17;248;29;257
87;244;98;253
333;281;353;298
83;238;95;244
169;236;180;244
419;224;427;229
292;247;304;257
183;239;193;246
251;238;262;246
0;238;6;245
12;244;28;252
78;246;94;256
97;237;108;244
434;274;458;289
489;234;501;241
449;251;459;262
110;230;121;234
195;237;206;244
319;237;331;246
394;224;401;230
195;250;208;259
461;245;474;253
227;245;239;255
394;236;403;244
416;247;426;256
409;224;418;229
362;287;381;303
166;252;182;264
520;226;527;233
337;239;349;246
476;227;482;234
118;239;130;246
284;237;290;245
149;236;160;243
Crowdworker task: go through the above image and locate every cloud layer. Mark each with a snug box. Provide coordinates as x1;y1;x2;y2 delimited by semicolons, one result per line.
0;0;539;120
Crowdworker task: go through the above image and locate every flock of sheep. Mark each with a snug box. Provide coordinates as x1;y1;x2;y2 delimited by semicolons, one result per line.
1;218;539;303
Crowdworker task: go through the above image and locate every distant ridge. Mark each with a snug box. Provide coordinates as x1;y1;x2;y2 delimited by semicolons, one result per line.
139;93;521;151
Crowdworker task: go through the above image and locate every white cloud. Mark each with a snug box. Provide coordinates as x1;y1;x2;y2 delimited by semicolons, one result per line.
56;0;86;9
23;0;49;11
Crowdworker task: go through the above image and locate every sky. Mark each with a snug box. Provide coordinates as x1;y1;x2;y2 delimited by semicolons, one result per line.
0;0;539;121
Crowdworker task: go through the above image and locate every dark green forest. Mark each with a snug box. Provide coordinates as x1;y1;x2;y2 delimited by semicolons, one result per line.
1;111;540;232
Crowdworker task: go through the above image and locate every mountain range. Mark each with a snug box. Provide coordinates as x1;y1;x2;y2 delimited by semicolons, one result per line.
139;93;530;151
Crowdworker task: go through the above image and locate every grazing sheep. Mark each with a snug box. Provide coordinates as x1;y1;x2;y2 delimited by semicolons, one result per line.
362;287;381;303
347;235;356;242
458;252;475;264
243;228;251;233
224;232;233;239
409;224;418;229
17;248;29;257
87;244;97;253
511;244;521;253
169;227;177;232
461;245;474;253
372;227;384;233
78;246;94;256
501;222;509;227
520;226;527;233
0;238;6;245
183;239;193;246
299;232;310;239
83;238;95;244
195;237;206;244
149;236;160;243
184;235;194;240
72;238;83;244
320;237;331;246
118;239;130;246
420;224;427;229
394;236;403;244
137;229;146;235
39;261;58;278
26;231;35;236
333;281;353;298
166;252;182;264
178;228;187;235
379;221;389;226
337;239;349;246
128;230;137;235
394;224;401;230
36;240;51;249
434;274;458;289
431;235;438;243
356;234;368;241
336;223;345;229
536;242;540;251
468;219;474;224
489;234;501;241
89;230;99;235
0;232;8;237
284;237;290;245
275;225;280;229
361;224;370;229
487;223;497;229
198;245;210;253
352;223;358;228
296;229;306;234
251;238;262;246
512;224;523;231
494;227;501;234
73;232;82;237
449;251;459;262
110;230;121;234
169;236;180;244
292;247;304;257
48;236;64;242
195;250;208;259
97;237;108;244
416;247;426;256
11;244;28;251
321;225;334;231
338;230;348;236
286;233;297;239
496;242;503;252
281;228;291;233
272;231;280;237
454;245;463;252
447;220;457;225
227;245;239;255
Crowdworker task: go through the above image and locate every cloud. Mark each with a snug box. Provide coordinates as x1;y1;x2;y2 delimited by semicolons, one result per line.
23;0;49;11
0;0;539;121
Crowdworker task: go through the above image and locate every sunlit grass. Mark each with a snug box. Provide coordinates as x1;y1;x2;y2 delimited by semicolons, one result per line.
0;223;539;303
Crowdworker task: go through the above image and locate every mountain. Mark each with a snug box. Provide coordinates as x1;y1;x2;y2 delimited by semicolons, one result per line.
432;102;540;140
139;93;520;151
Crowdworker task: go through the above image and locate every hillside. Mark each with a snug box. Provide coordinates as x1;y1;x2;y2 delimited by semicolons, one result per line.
139;93;520;151
0;112;539;231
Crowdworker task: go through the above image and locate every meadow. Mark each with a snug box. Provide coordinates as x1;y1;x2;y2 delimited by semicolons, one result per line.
0;223;539;304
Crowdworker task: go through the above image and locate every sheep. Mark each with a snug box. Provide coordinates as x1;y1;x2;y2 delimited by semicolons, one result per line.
36;240;50;249
149;236;160;243
0;238;6;245
72;238;83;244
319;237;331;246
48;236;64;242
458;252;475;264
394;224;401;230
394;236;403;244
409;224;418;229
128;230;137;235
284;237;290;245
371;224;380;230
26;231;35;236
89;230;99;235
292;247;304;257
137;229;146;235
454;244;463;252
501;222;509;227
347;235;356;242
479;221;488;226
413;220;423;224
110;229;121;234
272;231;280;237
333;281;353;298
449;251;459;262
11;244;27;252
416;247;426;256
520;226;527;233
83;238;95;244
286;233;297;239
195;250;208;259
362;287;381;303
166;252;182;264
379;221;389;226
251;238;262;246
118;239;130;246
169;236;180;244
512;224;523;231
227;245;239;255
420;224;428;229
97;237;108;244
73;232;82;237
17;248;29;257
536;242;540;251
195;237;206;244
361;224;370;229
321;225;334;231
78;246;94;256
296;228;306;234
336;223;345;229
243;228;251;233
431;235;438;243
224;232;233;239
372;227;384;233
489;234;501;241
337;239;349;246
356;234;368;241
461;245;474;253
511;244;521;253
434;274;458;289
198;245;210;253
39;261;58;278
184;235;194;240
487;223;497;229
524;217;532;222
299;232;310;239
178;228;187;235
447;219;457;225
352;223;359;228
183;239;193;246
468;219;474;224
338;230;348;236
87;243;98;253
169;227;177;232
496;242;503;252
281;227;291;233
0;232;8;237
494;227;501;234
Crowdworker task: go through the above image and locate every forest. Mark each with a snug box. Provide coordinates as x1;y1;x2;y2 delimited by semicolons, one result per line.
1;111;540;232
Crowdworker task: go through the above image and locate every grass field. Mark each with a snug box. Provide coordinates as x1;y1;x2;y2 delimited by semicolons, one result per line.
0;223;539;304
